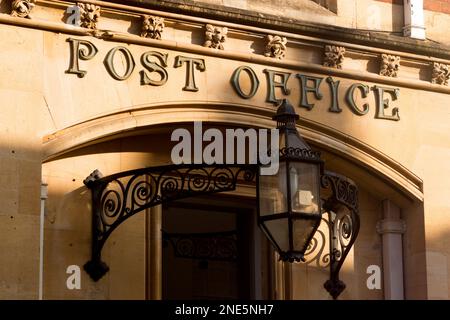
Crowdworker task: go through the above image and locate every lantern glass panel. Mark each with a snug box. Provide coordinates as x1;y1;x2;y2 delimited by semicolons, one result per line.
259;162;287;216
289;162;320;215
293;219;319;253
264;218;289;252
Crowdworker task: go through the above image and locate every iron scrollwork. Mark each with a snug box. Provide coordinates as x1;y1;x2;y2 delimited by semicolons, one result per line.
83;163;358;300
279;146;322;161
303;217;331;268
83;164;257;281
321;171;360;299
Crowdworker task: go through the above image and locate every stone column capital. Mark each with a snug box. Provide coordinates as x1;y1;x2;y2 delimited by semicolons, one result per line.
376;219;406;235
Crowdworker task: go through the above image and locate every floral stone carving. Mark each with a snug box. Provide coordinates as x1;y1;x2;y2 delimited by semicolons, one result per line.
204;24;228;50
264;35;287;59
77;3;100;29
380;54;400;77
11;0;35;19
323;45;345;69
141;15;165;40
431;62;450;86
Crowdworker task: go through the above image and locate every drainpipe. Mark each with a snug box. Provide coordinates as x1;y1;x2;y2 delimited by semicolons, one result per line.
403;0;426;40
39;182;48;300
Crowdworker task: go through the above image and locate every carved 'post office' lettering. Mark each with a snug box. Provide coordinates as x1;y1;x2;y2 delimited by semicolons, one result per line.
104;46;136;81
346;83;370;116
297;74;323;110
372;85;400;121
66;38;98;78
174;56;206;92
230;66;260;99
140;51;169;86
263;69;291;104
63;40;401;123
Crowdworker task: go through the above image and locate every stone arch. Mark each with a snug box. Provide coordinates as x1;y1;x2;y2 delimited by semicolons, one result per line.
41;102;426;299
42;102;423;203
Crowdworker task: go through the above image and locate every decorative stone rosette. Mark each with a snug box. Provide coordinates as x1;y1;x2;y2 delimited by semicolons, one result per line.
379;54;400;78
77;3;100;30
323;45;345;69
431;62;450;86
10;0;35;19
264;35;287;59
204;24;228;50
141;15;165;40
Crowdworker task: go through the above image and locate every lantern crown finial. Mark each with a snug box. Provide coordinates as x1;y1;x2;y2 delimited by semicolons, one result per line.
273;99;299;130
273;99;313;152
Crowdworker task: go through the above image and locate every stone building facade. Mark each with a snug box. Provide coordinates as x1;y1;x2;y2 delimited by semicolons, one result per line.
0;0;449;300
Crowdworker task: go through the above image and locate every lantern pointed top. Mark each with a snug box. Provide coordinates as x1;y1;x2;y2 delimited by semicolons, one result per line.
272;99;313;152
273;99;300;133
273;99;299;123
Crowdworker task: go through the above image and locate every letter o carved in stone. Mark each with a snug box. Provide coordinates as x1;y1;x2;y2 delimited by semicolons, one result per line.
104;46;136;81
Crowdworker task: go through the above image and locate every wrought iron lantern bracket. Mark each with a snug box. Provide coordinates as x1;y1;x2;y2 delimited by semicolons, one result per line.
83;165;359;301
321;171;360;299
82;164;258;281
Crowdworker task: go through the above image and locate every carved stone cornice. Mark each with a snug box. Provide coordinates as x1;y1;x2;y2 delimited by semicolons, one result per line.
264;35;287;59
204;24;227;50
4;0;450;95
141;15;164;40
380;54;400;78
323;45;345;69
10;0;35;19
77;2;100;30
431;62;450;86
117;0;450;61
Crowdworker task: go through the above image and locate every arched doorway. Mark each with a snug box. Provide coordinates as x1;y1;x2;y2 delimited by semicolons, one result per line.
41;112;426;299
